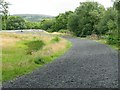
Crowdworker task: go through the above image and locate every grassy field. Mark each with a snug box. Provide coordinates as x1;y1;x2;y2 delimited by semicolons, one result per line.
1;32;72;82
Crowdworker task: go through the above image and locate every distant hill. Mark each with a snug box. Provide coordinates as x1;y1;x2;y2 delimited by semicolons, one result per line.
12;14;54;22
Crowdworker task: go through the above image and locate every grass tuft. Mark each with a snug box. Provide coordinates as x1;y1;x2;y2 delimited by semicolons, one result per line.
51;36;60;43
25;40;45;55
34;57;45;64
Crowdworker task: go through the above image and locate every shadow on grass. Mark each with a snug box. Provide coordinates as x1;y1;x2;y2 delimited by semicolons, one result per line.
25;40;45;55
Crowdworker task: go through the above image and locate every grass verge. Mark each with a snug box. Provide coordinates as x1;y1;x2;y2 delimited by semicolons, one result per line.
80;35;119;51
81;34;119;51
1;33;72;82
95;39;119;50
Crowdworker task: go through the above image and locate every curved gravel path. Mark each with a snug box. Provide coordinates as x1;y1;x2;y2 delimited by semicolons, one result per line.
3;37;118;88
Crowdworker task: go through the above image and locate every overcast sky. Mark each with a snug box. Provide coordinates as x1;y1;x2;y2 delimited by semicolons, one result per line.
6;0;113;16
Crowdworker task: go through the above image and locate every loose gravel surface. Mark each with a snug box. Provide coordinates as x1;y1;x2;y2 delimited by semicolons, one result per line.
3;37;118;88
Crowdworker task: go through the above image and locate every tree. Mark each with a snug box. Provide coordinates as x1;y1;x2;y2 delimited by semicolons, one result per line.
0;0;10;30
6;16;26;30
25;21;41;29
25;21;33;29
40;19;54;30
67;13;79;36
97;7;117;35
68;2;105;36
52;11;73;32
111;0;120;47
114;0;120;34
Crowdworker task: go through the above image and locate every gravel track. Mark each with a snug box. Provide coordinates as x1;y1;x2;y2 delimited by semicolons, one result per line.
2;37;118;88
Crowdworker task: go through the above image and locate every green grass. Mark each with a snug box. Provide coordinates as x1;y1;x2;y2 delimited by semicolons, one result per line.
51;36;60;43
2;33;72;82
95;39;119;50
41;41;72;64
2;40;43;82
25;40;45;55
80;34;119;51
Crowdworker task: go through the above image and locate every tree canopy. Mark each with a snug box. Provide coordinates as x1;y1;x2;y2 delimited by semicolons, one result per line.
68;2;105;36
6;16;26;30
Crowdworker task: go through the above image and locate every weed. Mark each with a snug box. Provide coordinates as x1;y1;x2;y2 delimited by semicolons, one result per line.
34;57;45;64
25;40;45;55
51;36;60;43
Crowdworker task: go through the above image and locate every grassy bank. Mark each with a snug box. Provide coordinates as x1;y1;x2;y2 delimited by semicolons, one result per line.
85;34;119;51
95;39;119;51
1;33;72;82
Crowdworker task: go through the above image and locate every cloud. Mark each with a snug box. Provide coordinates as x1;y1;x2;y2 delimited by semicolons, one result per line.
6;0;113;16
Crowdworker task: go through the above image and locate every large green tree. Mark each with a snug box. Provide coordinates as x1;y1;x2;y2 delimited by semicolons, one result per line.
114;0;120;34
111;0;120;46
25;21;41;29
68;2;105;36
97;7;117;35
67;13;79;36
52;11;73;32
40;19;55;31
0;0;9;30
6;16;26;30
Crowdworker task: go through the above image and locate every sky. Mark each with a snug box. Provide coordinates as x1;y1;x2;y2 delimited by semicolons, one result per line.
6;0;113;16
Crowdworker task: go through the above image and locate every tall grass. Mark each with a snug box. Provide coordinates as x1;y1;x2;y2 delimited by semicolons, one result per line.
1;33;72;82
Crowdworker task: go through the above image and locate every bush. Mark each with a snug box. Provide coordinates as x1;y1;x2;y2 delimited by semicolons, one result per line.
40;19;55;30
34;57;45;64
106;34;118;45
47;29;54;33
51;36;60;43
58;29;71;34
25;40;45;55
6;16;26;30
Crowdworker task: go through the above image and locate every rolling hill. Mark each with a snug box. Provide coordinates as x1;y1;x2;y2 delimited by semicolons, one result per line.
12;14;54;22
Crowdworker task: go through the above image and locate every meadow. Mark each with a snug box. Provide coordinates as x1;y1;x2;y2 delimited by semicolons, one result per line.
1;32;72;82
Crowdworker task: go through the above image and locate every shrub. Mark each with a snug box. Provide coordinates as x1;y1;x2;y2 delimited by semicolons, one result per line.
51;36;60;43
25;40;45;55
58;29;70;33
47;29;54;33
107;35;118;45
34;57;45;64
